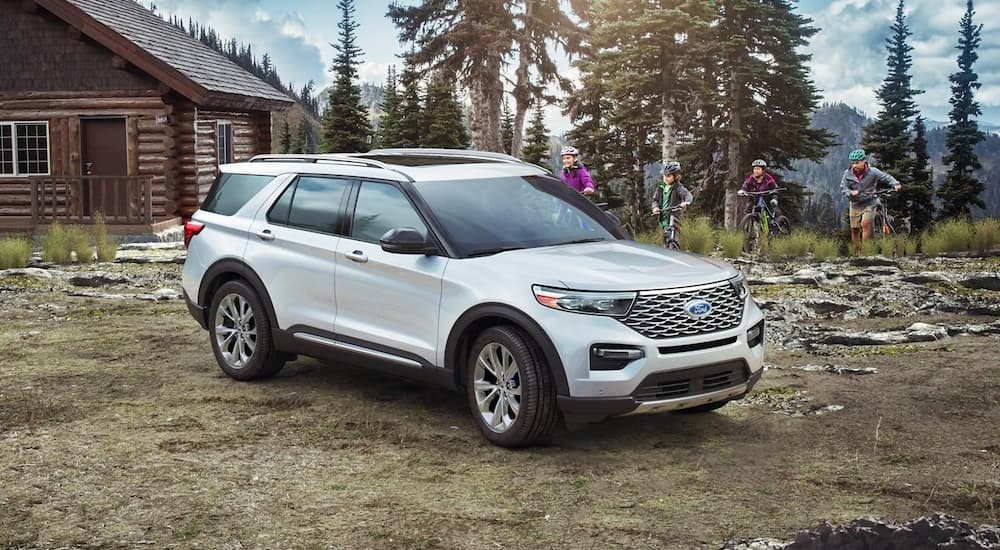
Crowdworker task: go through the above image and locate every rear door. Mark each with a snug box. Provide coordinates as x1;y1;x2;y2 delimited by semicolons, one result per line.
243;174;352;334
334;180;447;365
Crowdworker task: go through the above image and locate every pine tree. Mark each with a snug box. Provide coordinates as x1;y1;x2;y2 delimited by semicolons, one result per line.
509;0;583;157
289;121;305;154
500;99;515;155
938;0;986;219
278;116;292;154
908;116;935;231
423;72;470;149
376;66;402;149
389;0;511;151
861;0;931;228
321;0;372;153
520;104;551;169
394;62;424;148
698;0;832;227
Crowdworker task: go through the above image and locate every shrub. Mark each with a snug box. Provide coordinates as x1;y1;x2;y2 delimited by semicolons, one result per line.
812;236;841;261
633;230;662;246
860;238;880;257
93;212;118;262
718;230;744;259
923;219;973;254
769;229;813;261
904;235;919;256
67;225;93;263
972;218;1000;253
0;237;32;269
42;221;73;264
682;217;714;255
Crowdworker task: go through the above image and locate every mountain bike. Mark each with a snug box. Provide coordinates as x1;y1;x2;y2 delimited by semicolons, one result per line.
868;189;903;235
654;204;686;250
739;189;790;254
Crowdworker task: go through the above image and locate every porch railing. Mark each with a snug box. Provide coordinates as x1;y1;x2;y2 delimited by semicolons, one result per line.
31;176;154;225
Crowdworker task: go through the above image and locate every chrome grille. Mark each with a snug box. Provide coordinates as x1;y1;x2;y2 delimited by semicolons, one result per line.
619;282;744;339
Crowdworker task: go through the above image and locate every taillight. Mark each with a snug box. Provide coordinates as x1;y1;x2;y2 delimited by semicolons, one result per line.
183;220;205;248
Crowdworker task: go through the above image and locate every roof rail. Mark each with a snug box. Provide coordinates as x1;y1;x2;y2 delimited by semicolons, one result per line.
248;154;390;170
363;148;532;166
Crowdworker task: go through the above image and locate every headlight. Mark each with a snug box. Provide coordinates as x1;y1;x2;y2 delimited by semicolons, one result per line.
533;285;637;317
728;273;749;300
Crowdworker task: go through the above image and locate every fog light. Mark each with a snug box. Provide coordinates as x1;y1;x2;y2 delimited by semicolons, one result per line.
747;320;764;348
590;345;644;371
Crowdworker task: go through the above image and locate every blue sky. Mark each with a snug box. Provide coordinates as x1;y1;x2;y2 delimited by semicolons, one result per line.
149;0;999;132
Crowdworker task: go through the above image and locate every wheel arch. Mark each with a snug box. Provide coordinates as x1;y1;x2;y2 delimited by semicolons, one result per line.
445;303;570;396
197;259;280;334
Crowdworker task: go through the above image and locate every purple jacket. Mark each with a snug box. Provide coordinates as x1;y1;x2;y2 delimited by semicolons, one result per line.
560;164;594;193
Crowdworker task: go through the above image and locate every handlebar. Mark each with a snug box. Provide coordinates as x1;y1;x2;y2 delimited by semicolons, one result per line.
738;188;785;196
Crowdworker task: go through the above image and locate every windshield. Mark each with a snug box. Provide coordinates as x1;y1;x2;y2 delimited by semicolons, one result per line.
413;175;621;257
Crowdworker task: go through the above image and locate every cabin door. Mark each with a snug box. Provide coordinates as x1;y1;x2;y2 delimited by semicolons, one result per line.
81;118;128;218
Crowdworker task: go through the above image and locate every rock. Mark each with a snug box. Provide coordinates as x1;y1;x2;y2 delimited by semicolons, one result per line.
905;322;948;342
818;331;907;346
68;272;133;287
719;538;788;550
143;288;182;301
0;267;57;280
849;256;899;267
790;268;827;285
958;273;1000;291
901;271;954;285
784;514;1000;549
801;299;853;316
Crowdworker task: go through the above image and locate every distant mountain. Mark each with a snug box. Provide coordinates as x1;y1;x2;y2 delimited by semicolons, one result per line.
789;103;1000;220
317;83;386;128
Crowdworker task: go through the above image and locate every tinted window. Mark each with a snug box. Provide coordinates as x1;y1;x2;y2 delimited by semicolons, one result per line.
267;181;294;224
350;181;427;243
286;176;351;234
201;173;275;216
413;175;618;257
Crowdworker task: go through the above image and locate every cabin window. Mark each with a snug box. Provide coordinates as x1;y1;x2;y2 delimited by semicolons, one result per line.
0;122;49;176
217;121;233;165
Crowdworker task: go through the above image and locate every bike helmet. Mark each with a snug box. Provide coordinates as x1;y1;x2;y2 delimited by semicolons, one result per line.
560;146;579;157
751;159;767;168
848;149;867;162
661;161;681;175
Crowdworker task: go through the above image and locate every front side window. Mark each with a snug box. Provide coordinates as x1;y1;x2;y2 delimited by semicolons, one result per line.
413;175;618;257
0;122;49;176
217;121;233;165
350;181;427;243
282;176;351;234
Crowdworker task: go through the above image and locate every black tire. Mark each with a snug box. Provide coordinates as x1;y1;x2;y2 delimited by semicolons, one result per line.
677;400;730;414
740;214;760;254
466;326;559;447
208;280;286;381
774;215;791;236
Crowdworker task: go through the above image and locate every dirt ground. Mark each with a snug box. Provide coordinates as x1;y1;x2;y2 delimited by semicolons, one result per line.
1;260;998;549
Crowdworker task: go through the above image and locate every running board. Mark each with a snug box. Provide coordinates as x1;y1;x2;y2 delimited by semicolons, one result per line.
292;332;422;369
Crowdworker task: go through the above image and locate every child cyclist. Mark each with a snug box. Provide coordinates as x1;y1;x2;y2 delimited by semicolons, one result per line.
650;161;693;247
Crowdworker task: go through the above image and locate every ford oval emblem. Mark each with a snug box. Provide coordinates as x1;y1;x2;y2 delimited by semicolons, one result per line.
684;299;712;317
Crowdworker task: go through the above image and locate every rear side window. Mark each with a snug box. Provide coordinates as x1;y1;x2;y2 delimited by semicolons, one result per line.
201;173;275;216
268;175;351;234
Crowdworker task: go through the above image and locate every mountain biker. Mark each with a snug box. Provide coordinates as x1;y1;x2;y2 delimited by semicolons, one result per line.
737;158;779;217
841;148;901;255
651;161;693;245
559;146;594;196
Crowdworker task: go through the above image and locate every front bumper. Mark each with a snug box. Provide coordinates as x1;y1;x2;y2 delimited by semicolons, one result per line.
558;366;764;424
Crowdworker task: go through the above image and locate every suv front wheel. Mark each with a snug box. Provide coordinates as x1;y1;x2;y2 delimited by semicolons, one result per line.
466;326;559;447
209;280;286;380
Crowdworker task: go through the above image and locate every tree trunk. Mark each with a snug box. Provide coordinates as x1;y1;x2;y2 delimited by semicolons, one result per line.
661;95;677;163
510;1;534;157
469;53;504;152
724;71;742;229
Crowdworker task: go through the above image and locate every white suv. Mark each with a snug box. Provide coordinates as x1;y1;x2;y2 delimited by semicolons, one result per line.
181;149;765;447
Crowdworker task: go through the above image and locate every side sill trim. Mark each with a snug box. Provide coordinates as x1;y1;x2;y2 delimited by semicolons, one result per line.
292;332;422;369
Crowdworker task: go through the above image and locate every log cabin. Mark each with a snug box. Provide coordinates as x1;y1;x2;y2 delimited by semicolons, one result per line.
0;0;293;234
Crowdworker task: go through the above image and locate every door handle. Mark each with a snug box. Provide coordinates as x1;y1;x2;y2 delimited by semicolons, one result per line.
255;229;275;241
345;250;368;263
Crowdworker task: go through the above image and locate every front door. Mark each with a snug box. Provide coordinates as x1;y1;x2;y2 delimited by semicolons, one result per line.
81;118;127;217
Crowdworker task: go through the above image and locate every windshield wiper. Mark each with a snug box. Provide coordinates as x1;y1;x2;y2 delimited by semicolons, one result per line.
554;237;609;246
466;246;526;257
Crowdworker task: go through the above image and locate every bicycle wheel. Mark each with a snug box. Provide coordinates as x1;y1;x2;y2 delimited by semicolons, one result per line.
740;214;760;253
774;215;791;235
665;238;681;250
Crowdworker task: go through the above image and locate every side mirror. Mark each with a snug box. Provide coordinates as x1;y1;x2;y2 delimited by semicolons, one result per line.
380;227;433;255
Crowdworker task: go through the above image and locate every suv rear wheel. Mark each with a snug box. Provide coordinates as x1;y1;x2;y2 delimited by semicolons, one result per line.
466;326;559;447
209;280;286;380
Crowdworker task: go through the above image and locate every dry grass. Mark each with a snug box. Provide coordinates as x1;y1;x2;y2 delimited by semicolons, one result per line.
41;221;73;263
922;219;974;255
718;230;744;258
93;212;118;262
682;216;715;254
0;237;32;269
769;229;813;260
972;218;1000;253
812;236;841;261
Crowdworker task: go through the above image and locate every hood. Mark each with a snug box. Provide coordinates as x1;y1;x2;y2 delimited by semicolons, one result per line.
489;240;738;291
